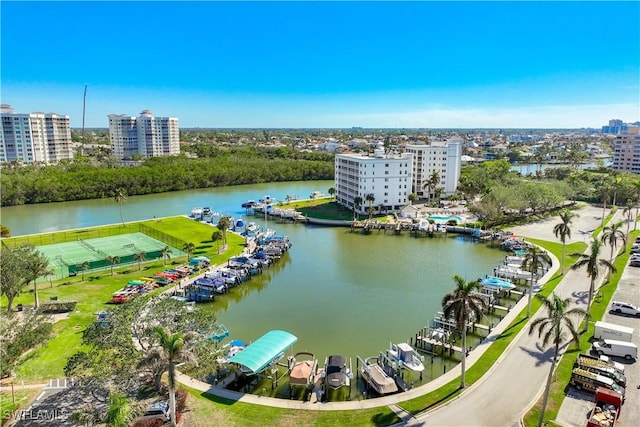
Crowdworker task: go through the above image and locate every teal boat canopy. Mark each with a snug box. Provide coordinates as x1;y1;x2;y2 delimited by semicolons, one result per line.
228;330;298;374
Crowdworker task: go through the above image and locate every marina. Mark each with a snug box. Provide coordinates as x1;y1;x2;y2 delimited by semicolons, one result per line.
2;180;533;400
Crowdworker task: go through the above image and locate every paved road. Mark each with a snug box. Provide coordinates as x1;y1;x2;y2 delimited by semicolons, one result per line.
409;206;627;426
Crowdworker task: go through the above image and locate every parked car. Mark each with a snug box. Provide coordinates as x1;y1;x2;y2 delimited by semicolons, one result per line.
138;401;170;423
611;301;640;317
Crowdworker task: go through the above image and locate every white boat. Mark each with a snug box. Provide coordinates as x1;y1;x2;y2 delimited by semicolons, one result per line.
244;222;260;236
388;343;424;372
234;218;246;234
494;265;531;280
504;255;525;267
359;355;398;395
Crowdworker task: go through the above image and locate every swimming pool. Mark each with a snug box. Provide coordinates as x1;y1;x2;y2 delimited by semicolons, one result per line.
428;215;463;222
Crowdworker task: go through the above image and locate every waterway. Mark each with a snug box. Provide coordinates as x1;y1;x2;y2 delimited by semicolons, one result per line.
1;180;507;386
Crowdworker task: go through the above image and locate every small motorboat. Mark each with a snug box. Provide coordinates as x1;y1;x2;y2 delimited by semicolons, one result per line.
359;355;398;395
288;352;318;388
388;343;424;372
323;355;352;390
478;275;516;291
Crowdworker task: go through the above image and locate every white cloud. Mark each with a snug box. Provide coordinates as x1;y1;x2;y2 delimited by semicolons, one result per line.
325;104;640;128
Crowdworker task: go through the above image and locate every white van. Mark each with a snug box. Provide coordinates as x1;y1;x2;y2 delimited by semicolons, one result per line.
593;321;634;342
592;339;638;361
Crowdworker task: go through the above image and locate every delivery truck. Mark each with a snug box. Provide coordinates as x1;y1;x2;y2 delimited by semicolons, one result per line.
593;321;633;342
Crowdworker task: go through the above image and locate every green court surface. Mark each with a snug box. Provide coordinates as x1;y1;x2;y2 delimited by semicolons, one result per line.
36;232;185;280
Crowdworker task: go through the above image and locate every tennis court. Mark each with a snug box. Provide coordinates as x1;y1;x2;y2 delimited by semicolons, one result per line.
37;232;185;280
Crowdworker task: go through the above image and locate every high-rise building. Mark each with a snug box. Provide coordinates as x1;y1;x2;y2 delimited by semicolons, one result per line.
0;104;74;164
404;138;462;199
108;110;179;159
602;119;628;135
335;148;413;214
611;127;640;174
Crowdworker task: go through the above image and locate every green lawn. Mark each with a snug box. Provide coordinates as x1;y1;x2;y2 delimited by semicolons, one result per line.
4;217;248;382
184;385;401;427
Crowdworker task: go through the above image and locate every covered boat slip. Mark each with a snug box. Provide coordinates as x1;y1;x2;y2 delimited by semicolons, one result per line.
228;330;298;375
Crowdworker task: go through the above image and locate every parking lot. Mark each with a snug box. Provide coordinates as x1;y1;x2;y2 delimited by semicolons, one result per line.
555;251;640;426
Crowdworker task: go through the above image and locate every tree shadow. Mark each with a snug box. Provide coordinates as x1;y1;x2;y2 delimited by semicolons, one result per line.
571;290;589;305
518;344;555;367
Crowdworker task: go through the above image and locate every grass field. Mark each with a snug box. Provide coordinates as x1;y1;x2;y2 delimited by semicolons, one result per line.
3;216;247;381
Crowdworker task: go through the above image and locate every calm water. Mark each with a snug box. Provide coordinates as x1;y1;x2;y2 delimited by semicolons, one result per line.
1;180;505;373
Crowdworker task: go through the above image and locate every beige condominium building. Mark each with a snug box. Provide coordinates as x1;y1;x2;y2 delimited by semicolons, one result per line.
611;127;640;174
108;110;179;160
0;104;74;164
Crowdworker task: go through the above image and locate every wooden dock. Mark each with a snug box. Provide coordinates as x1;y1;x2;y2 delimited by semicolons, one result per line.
415;336;465;356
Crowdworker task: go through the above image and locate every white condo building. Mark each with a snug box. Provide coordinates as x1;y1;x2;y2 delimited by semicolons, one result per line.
335;149;413;215
611;127;640;174
405;139;462;199
0;104;74;164
108;110;179;159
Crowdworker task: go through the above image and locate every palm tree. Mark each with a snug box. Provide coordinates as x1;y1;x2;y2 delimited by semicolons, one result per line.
442;275;487;389
367;205;375;220
217;216;231;247
365;193;375;213
528;293;587;427
104;389;141;427
45;266;56;288
182;242;195;261
80;261;90;281
600;221;626;265
328;187;335;200
522;246;552;318
24;250;50;309
553;210;577;275
106;256;120;276
133;252;146;271
353;196;363;221
423;170;440;204
114;188;127;227
211;231;223;254
142;327;195;427
571;239;616;331
161;246;173;266
622;200;634;238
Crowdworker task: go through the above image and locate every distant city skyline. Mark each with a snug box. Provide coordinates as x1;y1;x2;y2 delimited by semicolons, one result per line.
2;1;639;129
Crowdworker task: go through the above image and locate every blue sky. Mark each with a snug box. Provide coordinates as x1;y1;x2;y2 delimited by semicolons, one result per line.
2;1;639;128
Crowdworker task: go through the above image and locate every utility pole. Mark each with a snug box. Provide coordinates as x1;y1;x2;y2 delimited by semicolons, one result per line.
82;84;87;145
